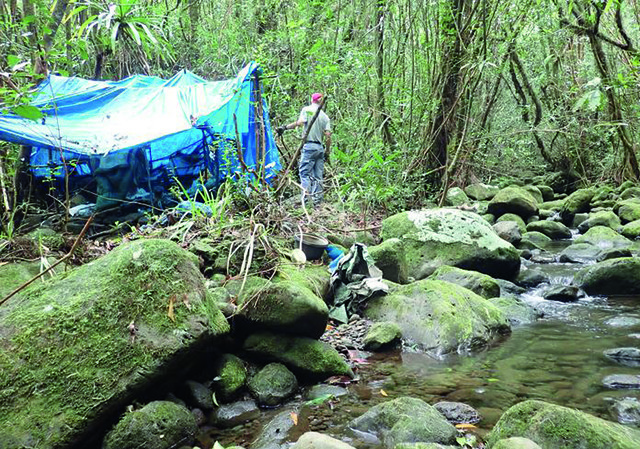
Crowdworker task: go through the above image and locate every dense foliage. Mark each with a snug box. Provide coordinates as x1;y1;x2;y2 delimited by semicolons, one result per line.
2;0;640;227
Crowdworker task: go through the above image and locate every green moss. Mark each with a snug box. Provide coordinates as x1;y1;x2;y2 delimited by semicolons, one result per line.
0;239;229;448
243;331;353;380
560;188;595;224
248;363;298;406
497;213;526;233
277;263;331;299
488;186;539;218
368;238;409;284
428;266;500;299
216;354;247;400
487;400;640;449
363;322;402;351
621;219;640;239
103;401;197;449
575;257;640;295
574;226;631;249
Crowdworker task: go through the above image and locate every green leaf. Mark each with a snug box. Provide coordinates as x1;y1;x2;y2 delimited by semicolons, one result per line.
127;22;142;45
304;393;335;406
212;392;219;407
110;21;121;52
13;105;43;121
213;442;225;449
487;378;499;382
7;55;20;67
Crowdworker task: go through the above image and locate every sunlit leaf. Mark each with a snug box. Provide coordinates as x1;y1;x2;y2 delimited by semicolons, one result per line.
380;389;388;396
167;295;176;322
455;423;478;429
13;105;42;121
290;411;298;425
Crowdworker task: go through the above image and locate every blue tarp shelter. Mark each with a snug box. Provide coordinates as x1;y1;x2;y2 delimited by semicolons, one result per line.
0;62;280;210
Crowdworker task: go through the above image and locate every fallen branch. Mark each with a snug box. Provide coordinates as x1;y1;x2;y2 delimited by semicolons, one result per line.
0;216;94;307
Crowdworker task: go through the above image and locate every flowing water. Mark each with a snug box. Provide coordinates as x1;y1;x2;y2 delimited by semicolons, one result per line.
207;238;640;447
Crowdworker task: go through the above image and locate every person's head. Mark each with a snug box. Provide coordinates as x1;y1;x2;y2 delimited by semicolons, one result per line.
311;92;323;104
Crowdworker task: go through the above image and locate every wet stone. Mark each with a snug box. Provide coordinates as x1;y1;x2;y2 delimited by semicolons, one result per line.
516;269;549;288
191;408;206;426
434;401;481;424
184;380;214;410
604;348;640;367
602;374;640;389
610;397;640;426
542;285;580;302
213;400;260;428
597;247;633;262
605;316;640;328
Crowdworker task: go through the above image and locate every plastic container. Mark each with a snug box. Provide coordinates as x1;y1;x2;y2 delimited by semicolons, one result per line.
293;233;329;261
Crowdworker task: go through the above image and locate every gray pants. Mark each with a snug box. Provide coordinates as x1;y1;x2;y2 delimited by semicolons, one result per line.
299;142;324;206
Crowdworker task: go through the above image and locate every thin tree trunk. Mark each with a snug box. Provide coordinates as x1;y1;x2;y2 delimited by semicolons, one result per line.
375;0;392;146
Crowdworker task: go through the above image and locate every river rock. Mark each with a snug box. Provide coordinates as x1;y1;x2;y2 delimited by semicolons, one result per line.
618;181;636;193
495;278;526;296
493;221;522;245
291;432;355;449
542;285;580;302
236;278;328;339
248;363;298;406
215;354;247;400
536;185;555;202
611;397;640;426
523;185;544;204
603;374;640;389
490;296;541;325
465;183;500;201
363;322;402;351
542;198;565;212
525;220;572;240
365;280;510;355
243;332;354;380
574;226;633;250
488;186;539;219
575;257;640;295
368;238;409;284
103;401;198;449
252;408;302;449
487;399;640;448
559;242;602;263
597;247;632;262
496;212;527;233
620;187;640;200
515;269;549;288
0;239;229;448
492;437;542;449
615;199;640;224
445;187;470;206
560;188;595;225
349;397;457;448
434;401;480;424
0;258;59;297
183;380;214;410
604;348;640;367
521;231;551;247
380;209;520;280
572;212;590;228
428;266;500;299
621;219;640;239
578;210;621;233
213;400;260;428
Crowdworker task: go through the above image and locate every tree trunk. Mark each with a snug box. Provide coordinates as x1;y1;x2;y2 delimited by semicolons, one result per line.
375;0;392;146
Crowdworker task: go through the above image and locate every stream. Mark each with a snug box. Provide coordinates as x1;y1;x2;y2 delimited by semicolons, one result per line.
205;237;640;448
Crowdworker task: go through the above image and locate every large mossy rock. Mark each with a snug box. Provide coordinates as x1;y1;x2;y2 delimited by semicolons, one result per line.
291;432;356;449
248;363;298;406
350;397;457;448
465;183;500;201
621;219;640;240
380;209;520;280
496;213;527;233
615;199;640;224
444;187;470;206
368;238;409;284
0;239;229;448
486;400;640;449
574;226;633;250
0;259;58;298
575;257;640;295
523;185;544;204
215;354;247;400
365;280;510;355
428;266;500;299
236;278;328;339
103;401;198;449
492;437;541;449
525;220;572;240
578;210;621;233
488;186;539;219
560;188;595;225
243;331;353;380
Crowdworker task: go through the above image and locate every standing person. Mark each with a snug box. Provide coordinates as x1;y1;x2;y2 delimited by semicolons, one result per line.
277;93;331;207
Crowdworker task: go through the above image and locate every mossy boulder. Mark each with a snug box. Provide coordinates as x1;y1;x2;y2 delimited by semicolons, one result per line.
525;220;572;240
365;279;510;355
489;296;540;325
445;187;470;206
575;257;640;296
349;397;457;448
0;259;58;298
621;220;640;239
559;243;603;263
488;187;539;219
496;213;527;233
560;188;595;225
215;354;247;400
619;187;640;200
541;199;564;211
236;279;328;339
465;183;500;201
277;264;331;299
19;227;66;252
523;185;544;204
380;209;520;280
535;185;555;202
615;199;640;224
493;221;522;245
368;238;409;284
578;210;621;233
363;322;402;351
574;226;633;250
492;437;541;449
486;399;640;449
0;239;229;448
103;401;197;449
428;266;500;299
248;363;298;406
243;331;353;380
292;432;356;449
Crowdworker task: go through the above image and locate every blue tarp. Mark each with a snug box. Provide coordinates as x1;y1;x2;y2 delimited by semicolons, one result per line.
0;62;280;208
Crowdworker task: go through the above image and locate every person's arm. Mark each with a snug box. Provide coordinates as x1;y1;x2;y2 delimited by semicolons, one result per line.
285;119;304;130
